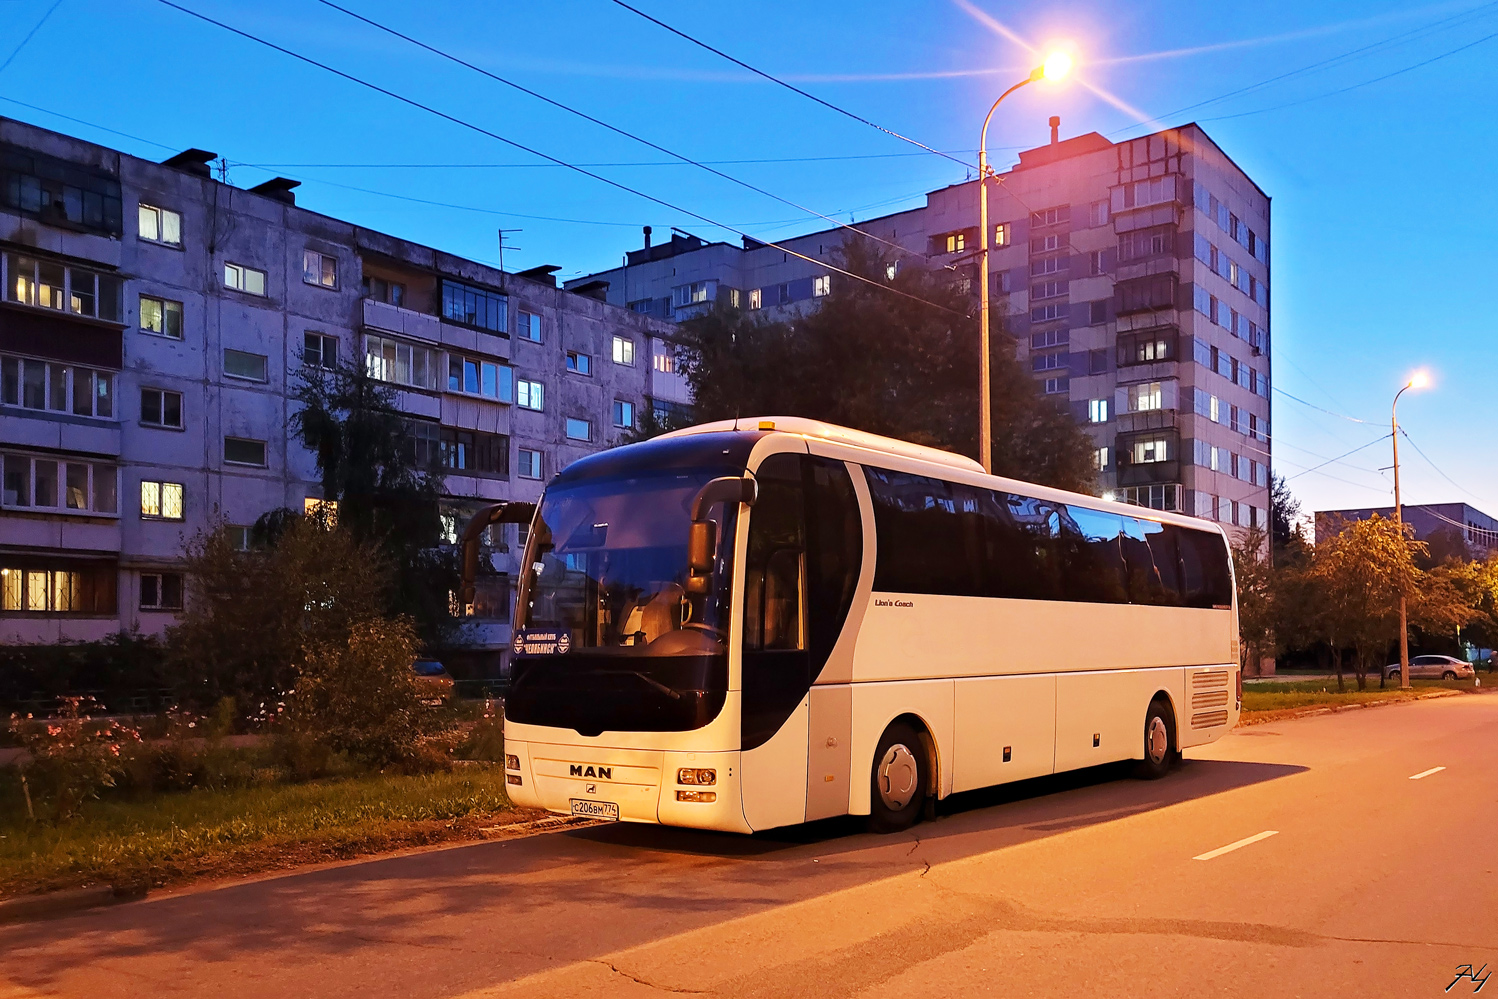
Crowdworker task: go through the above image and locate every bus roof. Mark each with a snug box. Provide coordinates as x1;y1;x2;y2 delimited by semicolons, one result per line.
656;417;985;474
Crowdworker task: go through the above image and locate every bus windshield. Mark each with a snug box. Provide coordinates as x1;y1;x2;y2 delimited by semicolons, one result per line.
509;467;740;735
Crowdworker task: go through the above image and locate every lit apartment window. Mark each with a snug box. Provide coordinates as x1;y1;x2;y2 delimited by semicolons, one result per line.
516;379;543;411
303;332;338;369
565;417;592;442
224;262;267;296
140;572;184;611
303;497;339;527
516;310;542;342
140;480;184;520
1;564;116;614
726;288;741;308
140;295;184;339
1088;399;1109;423
1094;446;1109;470
224;348;268;382
2;356;114;418
565;351;591;376
945;232;965;253
517;448;543;480
612;335;635;366
303;250;337;289
994;223;1011;246
364;335;438;389
748;288;762;310
612;400;635;429
1129;382;1163;412
1131;438;1170;463
447;353;514;402
140;388;183;429
5;252;123;321
138;204;182;246
812;275;831;298
3;453;117;513
224;437;267;467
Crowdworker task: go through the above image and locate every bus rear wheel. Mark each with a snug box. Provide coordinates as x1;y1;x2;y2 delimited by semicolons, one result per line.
868;721;928;833
1134;699;1176;780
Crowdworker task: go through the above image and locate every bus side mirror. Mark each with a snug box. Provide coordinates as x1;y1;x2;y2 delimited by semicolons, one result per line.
459;501;536;607
688;521;715;574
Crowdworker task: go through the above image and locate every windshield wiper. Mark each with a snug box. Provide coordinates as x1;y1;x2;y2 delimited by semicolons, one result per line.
627;670;683;701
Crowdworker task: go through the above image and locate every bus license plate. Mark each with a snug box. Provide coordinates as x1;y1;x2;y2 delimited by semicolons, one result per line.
570;798;619;821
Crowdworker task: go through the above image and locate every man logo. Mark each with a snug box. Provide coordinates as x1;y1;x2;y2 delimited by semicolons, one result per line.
569;764;613;780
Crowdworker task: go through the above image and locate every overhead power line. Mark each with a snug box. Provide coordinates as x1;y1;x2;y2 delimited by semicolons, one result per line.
155;1;965;317
606;0;974;169
1399;427;1493;506
313;0;924;263
1273;387;1373;424
1285;433;1391;482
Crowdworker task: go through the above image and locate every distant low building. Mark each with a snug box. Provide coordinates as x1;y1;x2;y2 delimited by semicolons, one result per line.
1315;503;1498;559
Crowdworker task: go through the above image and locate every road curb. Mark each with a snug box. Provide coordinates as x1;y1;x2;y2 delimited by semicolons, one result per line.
0;885;145;925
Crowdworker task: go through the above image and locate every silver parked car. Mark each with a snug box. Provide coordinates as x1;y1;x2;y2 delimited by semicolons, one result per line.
1383;655;1475;681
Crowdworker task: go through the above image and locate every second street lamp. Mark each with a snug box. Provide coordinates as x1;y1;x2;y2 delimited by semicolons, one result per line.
1391;370;1429;690
976;51;1072;474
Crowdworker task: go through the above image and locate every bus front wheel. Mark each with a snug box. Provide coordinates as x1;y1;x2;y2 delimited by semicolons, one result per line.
868;721;928;833
1134;699;1177;780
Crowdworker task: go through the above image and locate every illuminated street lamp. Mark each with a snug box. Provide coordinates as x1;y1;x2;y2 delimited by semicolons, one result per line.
977;49;1072;473
1392;370;1430;689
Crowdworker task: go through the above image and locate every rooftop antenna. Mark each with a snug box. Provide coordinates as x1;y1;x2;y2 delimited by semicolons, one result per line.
497;228;523;274
216;157;230;184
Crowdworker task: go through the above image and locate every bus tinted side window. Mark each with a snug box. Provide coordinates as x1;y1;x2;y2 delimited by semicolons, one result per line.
863;468;985;596
1178;527;1234;608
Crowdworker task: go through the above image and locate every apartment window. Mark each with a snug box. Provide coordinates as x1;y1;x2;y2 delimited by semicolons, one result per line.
140;572;184;611
138;204;181;246
223;348;268;382
748;288;762;310
440;278;508;334
228;526;251;551
565;351;591;376
1131;438;1170;463
1031;329;1069;349
139;295;183;339
993;223;1011;246
0;563;117;614
516;378;543;411
1032;351;1066;372
1090;200;1110;227
365;335;438;389
517;448;543;480
726;288;741;308
565;417;592;441
3;453;117;513
1030;303;1065;323
1094;446;1109;470
613;399;635;429
224;262;266;296
4;252;123;321
944;232;966;253
1088;250;1104;276
140;388;183;429
612;336;635;366
303;249;337;289
516;310;542;342
303;332;338;369
673;281;711;308
224;437;267;467
1030;255;1067;277
1129;382;1163;412
439;428;510;477
363;275;406;306
1030;234;1062;253
1;149;123;235
140;479;184;520
1118;330;1175;366
1030;280;1066;301
1031;205;1070;228
812;274;831;298
1043;377;1068;395
1088;399;1109;423
447;353;514;403
2;356;114;418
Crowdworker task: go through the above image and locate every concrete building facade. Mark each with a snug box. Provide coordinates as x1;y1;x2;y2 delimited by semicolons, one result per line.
569;122;1272;529
1316;503;1498;558
0;117;688;669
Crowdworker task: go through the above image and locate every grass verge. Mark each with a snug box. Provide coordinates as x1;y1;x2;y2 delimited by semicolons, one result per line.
0;766;528;899
1241;675;1491;724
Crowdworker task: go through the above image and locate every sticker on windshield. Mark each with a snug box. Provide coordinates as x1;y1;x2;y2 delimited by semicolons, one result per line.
513;629;573;656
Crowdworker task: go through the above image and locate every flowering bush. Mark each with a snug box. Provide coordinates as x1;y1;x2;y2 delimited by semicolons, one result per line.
9;697;142;821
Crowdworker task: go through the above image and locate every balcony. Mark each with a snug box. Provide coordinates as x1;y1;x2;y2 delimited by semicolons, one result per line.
1114;275;1178;316
1116;410;1178;434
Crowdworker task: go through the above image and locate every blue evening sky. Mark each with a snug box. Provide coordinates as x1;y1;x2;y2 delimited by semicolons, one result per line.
3;0;1494;520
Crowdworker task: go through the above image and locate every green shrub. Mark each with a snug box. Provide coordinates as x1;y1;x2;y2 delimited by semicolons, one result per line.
9;698;142;821
455;701;505;762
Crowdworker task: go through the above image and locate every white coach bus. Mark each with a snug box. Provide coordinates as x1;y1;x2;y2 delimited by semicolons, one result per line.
490;418;1240;834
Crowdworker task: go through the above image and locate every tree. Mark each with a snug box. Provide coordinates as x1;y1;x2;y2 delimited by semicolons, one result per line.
166;517;389;709
290;360;455;644
676;237;1097;493
1231;525;1275;675
1269;473;1307;557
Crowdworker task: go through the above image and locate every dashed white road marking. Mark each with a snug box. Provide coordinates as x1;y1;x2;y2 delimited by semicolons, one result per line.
1194;830;1279;861
1409;766;1446;780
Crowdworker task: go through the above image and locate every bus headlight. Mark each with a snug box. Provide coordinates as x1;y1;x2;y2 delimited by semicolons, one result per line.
506;754;520;771
676;790;716;803
677;767;717;785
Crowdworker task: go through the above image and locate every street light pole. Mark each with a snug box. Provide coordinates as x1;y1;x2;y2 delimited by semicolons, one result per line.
976;52;1071;474
1391;372;1428;690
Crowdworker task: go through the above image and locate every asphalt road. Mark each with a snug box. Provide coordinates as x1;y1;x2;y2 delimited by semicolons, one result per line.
3;695;1495;999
